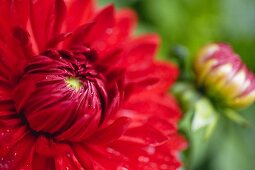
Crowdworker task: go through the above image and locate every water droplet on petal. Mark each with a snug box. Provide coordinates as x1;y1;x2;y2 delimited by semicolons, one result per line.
83;114;89;119
117;166;128;170
106;147;121;156
32;0;38;4
4;163;9;169
160;164;169;170
106;28;113;35
148;162;157;169
145;146;156;155
138;156;150;163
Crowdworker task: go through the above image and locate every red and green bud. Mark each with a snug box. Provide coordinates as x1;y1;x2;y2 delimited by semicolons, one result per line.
193;43;255;109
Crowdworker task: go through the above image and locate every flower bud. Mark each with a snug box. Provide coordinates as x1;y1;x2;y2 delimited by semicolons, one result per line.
193;43;255;108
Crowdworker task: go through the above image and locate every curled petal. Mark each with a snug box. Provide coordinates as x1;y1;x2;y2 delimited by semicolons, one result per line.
86;117;131;145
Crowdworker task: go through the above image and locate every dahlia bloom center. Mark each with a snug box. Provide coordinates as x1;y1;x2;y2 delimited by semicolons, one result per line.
66;77;83;91
12;46;108;140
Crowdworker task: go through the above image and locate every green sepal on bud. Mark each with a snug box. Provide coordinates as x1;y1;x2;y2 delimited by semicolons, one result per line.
191;98;218;140
223;108;250;127
172;82;218;139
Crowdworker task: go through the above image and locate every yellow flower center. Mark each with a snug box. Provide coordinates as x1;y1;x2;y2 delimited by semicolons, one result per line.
66;77;82;91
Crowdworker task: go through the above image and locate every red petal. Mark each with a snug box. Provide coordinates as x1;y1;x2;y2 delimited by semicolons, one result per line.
115;9;137;40
72;145;95;170
146;117;178;136
167;134;188;151
124;34;160;70
86;117;130;145
46;32;72;48
30;0;66;51
126;62;179;93
108;140;183;170
65;0;95;32
56;111;101;142
0;26;28;77
121;124;169;146
35;136;70;157
74;144;129;170
0;2;35;68
94;8;137;57
12;26;35;60
54;151;82;170
10;0;30;28
124;93;181;121
66;22;95;47
0;80;21;127
12;78;37;113
0;1;11;28
124;77;159;97
0;133;36;170
32;153;55;170
83;5;115;52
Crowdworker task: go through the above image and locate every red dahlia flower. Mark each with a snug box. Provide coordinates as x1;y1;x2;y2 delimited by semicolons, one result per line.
0;1;186;169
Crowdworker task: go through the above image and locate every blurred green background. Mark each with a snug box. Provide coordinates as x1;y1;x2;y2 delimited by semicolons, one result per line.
99;0;255;170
